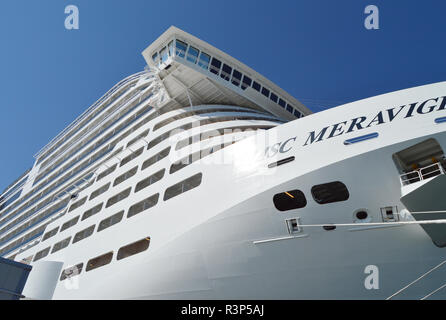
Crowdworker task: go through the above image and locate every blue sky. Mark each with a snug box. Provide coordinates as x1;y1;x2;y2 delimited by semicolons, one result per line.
0;0;445;191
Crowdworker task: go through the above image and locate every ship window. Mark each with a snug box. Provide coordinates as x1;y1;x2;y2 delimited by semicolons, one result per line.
186;46;199;64
60;263;83;281
60;216;80;232
120;147;144;167
198;52;210;70
164;173;203;201
51;237;71;253
68;197;87;213
252;81;261;92
311;181;349;204
97;164;117;182
89;182;110;201
117;237;150;261
141;147;170;171
294;110;301;118
241;75;252;90
231;69;242;86
273;190;307;211
73;225;95;244
210;57;222;75
221;64;232;81
82;203;103;221
128;194;159;218
42;226;59;242
286;104;293;113
98;211;124;232
270;92;278;103
33;247;50;262
160;47;168;63
135;169;165;193
175;40;187;58
106;187;131;208
113;166;138;187
86;252;113;272
168;41;174;57
261;87;270;98
278;98;286;108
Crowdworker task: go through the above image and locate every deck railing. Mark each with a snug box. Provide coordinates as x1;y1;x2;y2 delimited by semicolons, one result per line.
400;161;446;186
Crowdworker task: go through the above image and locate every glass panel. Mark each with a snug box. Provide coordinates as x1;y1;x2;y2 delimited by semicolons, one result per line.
117;238;150;260
73;225;95;244
60;263;83;281
186;46;199;64
252;81;261;92
198;52;210;70
152;52;158;63
221;64;232;81
231;70;242;86
164;173;202;201
311;182;349;204
273;190;307;211
175;40;188;58
278;98;286;108
286;104;293;113
270;93;278;103
86;252;113;272
98;211;124;232
210;58;222;75
128;194;159;218
261;87;270;98
294;109;302;118
160;47;168;63
241;75;252;90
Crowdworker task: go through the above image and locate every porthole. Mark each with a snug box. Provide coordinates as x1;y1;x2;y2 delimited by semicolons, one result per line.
353;208;371;223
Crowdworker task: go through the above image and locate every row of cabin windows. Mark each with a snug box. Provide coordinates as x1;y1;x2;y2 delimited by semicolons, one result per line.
273;181;350;211
60;237;151;281
36;173;203;260
150;39;304;119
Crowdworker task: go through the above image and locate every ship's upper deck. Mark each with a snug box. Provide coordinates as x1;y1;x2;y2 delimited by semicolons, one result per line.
142;26;311;121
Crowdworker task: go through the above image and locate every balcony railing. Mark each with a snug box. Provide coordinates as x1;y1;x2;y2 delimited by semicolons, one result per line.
400;161;446;186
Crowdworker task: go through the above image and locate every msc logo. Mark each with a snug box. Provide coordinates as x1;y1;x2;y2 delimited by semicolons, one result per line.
265;137;297;158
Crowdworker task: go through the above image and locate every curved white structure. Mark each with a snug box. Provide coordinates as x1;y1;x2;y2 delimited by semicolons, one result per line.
1;26;446;299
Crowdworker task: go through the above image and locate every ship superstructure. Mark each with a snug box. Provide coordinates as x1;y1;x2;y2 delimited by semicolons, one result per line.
2;26;446;300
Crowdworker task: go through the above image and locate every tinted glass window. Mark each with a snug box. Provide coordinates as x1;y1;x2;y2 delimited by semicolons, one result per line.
42;227;59;242
113;166;138;187
90;183;110;201
311;181;349;204
273;190;307;211
175;40;187;58
117;238;150;260
120;147;143;167
286;104;294;113
33;247;50;262
51;237;71;253
73;225;95;244
97;164;117;182
168;41;174;56
135;170;165;193
98;211;124;232
198;52;210;70
278;98;286;108
221;64;232;81
231;69;242;86
106;188;131;208
60;263;83;281
252;81;261;92
294;109;302;118
82;203;103;221
60;216;80;232
261;87;270;98
164;173;202;201
241;75;252;90
210;58;222;75
68;197;87;213
186;46;199;64
86;252;113;272
142;147;170;171
270;93;278;103
128;194;159;218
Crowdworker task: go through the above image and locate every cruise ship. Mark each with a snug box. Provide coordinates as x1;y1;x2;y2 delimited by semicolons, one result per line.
1;26;446;299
